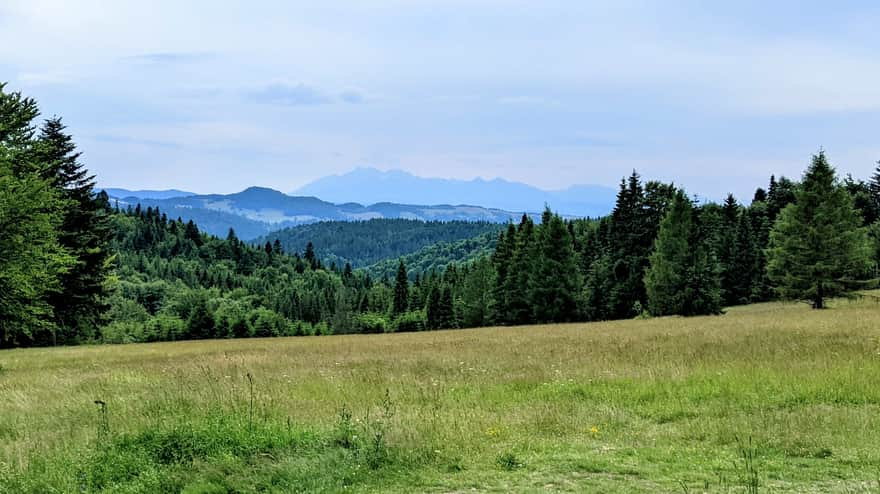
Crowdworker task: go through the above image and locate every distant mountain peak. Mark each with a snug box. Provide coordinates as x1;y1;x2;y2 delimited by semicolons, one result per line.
293;168;616;217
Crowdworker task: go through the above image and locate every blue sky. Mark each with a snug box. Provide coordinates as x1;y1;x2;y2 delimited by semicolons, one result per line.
2;0;879;201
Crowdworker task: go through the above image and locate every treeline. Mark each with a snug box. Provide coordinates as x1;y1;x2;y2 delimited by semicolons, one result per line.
2;82;880;348
257;219;503;268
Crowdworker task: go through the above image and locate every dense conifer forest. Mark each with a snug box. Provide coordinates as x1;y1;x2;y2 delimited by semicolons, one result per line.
2;83;879;348
256;219;504;268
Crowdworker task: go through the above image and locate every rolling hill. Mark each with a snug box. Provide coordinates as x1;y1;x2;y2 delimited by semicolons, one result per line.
107;186;534;240
257;219;504;268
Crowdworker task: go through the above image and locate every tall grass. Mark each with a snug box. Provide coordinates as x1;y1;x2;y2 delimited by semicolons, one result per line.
1;294;879;492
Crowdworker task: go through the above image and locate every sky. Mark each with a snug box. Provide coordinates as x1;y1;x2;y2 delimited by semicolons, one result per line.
2;0;879;201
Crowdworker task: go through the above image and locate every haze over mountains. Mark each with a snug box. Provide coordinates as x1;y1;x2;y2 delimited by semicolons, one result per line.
106;186;530;240
294;167;617;218
103;168;618;240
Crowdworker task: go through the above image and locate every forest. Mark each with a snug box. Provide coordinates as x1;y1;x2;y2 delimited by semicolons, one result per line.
2;82;880;348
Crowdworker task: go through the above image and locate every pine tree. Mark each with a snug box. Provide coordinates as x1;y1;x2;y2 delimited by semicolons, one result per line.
718;194;741;305
767;151;872;308
184;220;202;246
490;224;515;324
437;285;456;328
735;210;762;303
503;215;535;325
606;172;663;318
869;161;880;222
459;257;494;328
529;208;581;323
645;191;692;316
0;84;75;347
425;283;441;329
392;259;409;315
645;191;722;316
303;241;318;270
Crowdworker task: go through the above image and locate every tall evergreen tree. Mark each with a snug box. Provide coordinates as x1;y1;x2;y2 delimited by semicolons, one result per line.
503;215;535;325
490;224;515;323
767;152;872;308
303;241;318;270
645;191;722;316
0;84;75;347
726;211;761;305
529;208;581;323
718;194;741;305
606;172;663;318
392;259;409;315
459;257;494;328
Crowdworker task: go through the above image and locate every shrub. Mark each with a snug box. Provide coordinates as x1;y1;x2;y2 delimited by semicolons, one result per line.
391;310;425;333
356;312;387;334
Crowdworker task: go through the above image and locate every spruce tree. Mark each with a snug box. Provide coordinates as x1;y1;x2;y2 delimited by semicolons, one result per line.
437;285;456;328
392;259;409;315
645;191;722;316
503;215;535;325
490;224;515;324
718;194;740;305
303;241;318;270
529;208;581;323
460;257;494;328
870;161;880;221
0;84;75;347
645;191;692;316
767;151;872;308
727;211;760;305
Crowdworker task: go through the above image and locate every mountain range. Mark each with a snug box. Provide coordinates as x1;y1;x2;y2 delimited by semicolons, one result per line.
106;187;532;240
293;167;617;218
103;169;616;240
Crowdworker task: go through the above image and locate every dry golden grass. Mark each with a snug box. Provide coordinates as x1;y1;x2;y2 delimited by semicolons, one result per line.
2;295;880;492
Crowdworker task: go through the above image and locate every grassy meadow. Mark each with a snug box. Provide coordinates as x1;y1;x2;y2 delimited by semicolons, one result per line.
2;295;880;493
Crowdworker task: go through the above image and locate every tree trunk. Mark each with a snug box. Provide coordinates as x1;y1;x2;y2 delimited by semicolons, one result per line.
814;283;825;309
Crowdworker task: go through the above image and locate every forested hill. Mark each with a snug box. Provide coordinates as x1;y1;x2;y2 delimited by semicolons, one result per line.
364;231;499;281
255;219;504;268
110;187;532;240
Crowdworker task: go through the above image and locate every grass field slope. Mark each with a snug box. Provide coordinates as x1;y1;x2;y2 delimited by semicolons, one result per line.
2;295;880;493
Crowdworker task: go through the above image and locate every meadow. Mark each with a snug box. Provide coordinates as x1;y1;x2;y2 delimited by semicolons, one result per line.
2;295;880;493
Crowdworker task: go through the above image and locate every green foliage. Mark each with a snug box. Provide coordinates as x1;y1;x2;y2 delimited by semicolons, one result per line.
260;219;503;268
767;152;873;308
355;312;388;334
37;117;113;342
645;191;722;317
393;260;409;315
0;84;75;347
366;231;498;282
529;208;581;323
392;310;426;333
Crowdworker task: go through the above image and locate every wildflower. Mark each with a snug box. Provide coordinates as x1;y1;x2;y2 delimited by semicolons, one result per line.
590;426;599;435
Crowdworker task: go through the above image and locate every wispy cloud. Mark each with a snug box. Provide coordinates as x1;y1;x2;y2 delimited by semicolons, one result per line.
123;52;215;64
247;82;334;106
247;82;369;106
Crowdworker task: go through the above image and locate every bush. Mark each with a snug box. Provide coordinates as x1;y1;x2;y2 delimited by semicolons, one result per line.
355;312;387;334
100;321;147;344
145;314;187;341
391;310;425;333
314;321;332;336
246;308;288;338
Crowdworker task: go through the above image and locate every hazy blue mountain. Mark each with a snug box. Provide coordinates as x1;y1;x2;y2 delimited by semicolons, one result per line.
107;186;533;241
293;167;617;217
102;188;195;200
